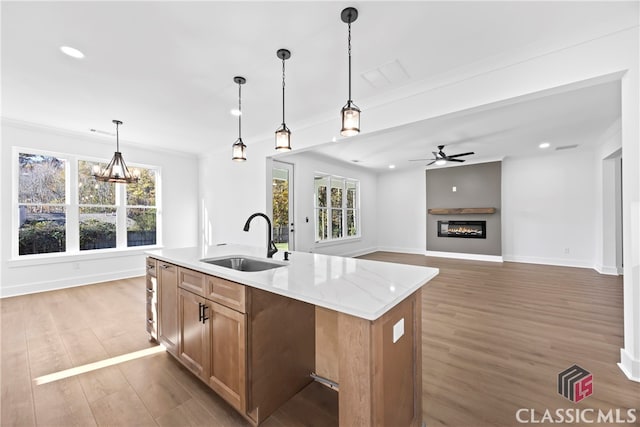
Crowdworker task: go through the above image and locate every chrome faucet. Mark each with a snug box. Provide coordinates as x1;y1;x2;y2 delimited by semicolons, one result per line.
243;213;278;258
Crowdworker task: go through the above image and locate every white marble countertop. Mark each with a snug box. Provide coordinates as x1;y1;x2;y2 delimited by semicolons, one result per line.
146;244;439;321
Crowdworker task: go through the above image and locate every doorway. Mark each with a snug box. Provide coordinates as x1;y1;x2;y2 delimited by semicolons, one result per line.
272;161;294;251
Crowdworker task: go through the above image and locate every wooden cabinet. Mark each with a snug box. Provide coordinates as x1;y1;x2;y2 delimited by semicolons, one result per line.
178;280;247;413
207;301;246;412
158;261;179;355
178;288;208;378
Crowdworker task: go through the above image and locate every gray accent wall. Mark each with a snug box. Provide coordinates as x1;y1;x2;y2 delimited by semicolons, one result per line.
426;161;501;256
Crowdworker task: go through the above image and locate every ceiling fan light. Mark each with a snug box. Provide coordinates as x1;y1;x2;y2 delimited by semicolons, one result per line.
435;159;447;166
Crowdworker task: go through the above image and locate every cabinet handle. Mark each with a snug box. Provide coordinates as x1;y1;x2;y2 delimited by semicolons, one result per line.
198;302;204;322
202;305;209;323
160;264;170;269
146;288;154;293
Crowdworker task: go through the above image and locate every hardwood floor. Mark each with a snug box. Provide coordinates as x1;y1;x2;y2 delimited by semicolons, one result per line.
1;254;638;426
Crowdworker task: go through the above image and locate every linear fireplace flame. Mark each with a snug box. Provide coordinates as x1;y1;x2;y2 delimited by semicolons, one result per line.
438;220;486;239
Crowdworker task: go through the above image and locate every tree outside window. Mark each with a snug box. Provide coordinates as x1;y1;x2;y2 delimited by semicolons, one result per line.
18;153;67;255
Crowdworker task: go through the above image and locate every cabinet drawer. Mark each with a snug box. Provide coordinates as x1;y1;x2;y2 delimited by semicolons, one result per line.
206;276;246;313
179;268;206;296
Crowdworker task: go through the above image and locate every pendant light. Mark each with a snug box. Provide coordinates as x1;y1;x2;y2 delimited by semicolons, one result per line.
231;76;247;161
275;48;292;151
93;120;139;184
340;7;360;137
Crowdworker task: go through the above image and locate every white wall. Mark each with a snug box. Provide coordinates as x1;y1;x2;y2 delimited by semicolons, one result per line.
377;167;426;254
502;149;597;268
1;120;199;297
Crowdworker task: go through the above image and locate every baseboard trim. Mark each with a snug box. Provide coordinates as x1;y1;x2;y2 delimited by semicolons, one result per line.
594;264;621;276
425;250;503;263
376;247;428;256
502;255;593;269
619;348;640;382
339;247;379;258
0;268;145;298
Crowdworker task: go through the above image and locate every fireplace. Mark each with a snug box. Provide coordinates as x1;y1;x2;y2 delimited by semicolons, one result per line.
437;220;486;239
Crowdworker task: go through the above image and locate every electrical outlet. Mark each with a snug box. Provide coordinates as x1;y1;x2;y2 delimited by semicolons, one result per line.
393;318;404;343
452;186;457;192
564;248;570;254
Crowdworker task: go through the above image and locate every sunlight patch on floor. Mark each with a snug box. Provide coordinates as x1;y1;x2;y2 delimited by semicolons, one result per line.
34;345;165;385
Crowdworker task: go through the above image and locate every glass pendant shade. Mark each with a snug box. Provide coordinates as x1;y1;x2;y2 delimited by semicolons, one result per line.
232;139;247;161
275;124;291;152
93;120;139;184
340;101;360;137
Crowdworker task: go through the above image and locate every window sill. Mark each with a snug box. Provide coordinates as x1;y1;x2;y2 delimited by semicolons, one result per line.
7;245;163;268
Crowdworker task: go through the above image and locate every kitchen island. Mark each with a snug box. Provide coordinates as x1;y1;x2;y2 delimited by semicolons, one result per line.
146;244;439;426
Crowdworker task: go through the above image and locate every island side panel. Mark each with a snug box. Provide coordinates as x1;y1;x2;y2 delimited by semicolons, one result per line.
315;307;339;383
337;312;373;425
372;289;422;427
337;289;423;427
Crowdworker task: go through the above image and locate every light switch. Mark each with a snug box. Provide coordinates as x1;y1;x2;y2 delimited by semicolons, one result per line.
452;186;457;192
393;318;404;343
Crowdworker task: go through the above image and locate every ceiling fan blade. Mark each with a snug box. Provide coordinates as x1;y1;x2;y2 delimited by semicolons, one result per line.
448;158;465;162
427;160;436;166
409;158;436;162
447;152;475;158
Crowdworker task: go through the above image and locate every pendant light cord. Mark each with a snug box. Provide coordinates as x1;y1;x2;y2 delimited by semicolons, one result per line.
238;82;242;139
347;20;352;102
281;56;286;125
115;122;120;152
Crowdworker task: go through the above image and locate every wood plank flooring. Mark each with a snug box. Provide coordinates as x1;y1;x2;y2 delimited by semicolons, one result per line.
1;254;638;426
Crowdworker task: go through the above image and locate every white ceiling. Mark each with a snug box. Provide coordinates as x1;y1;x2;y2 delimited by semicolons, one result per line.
2;1;635;169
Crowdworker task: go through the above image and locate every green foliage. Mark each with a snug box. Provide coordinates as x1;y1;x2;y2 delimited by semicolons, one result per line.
79;219;116;250
127;169;156;206
19;221;66;255
272;180;288;227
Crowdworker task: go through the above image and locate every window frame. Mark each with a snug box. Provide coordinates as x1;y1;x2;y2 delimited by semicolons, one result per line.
12;146;162;260
314;173;360;243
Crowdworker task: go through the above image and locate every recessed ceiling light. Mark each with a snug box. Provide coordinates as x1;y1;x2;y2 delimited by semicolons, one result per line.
388;164;396;169
435;159;447;166
230;108;242;116
60;46;84;59
332;136;337;142
539;142;551;149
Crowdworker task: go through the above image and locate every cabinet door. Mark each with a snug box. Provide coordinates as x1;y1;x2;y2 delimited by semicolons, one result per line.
178;289;208;378
158;262;179;355
207;301;246;413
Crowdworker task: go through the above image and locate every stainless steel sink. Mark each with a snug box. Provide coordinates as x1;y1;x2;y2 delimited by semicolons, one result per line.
200;256;285;272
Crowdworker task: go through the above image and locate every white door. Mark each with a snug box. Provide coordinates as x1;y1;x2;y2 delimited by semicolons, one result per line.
272;161;294;251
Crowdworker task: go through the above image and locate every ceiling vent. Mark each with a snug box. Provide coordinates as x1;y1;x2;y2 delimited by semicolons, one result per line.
361;59;409;89
555;144;578;151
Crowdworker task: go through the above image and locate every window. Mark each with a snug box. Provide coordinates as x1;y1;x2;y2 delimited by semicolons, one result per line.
126;168;157;247
18;153;68;255
15;149;160;258
314;174;359;242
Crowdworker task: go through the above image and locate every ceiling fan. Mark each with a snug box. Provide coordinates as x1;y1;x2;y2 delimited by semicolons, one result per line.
410;145;475;166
